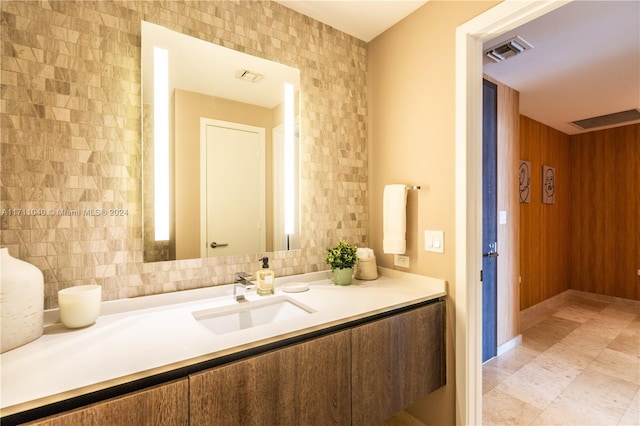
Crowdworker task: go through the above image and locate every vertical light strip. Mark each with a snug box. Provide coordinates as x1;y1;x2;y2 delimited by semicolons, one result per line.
283;83;294;235
153;46;169;241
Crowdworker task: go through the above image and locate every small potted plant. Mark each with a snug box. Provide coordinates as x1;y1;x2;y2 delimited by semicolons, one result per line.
325;240;358;286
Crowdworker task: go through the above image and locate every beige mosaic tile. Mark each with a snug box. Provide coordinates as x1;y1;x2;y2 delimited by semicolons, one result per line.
1;0;368;308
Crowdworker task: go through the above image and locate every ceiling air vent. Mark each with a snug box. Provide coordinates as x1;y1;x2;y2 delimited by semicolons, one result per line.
485;36;533;63
235;69;264;83
571;109;640;130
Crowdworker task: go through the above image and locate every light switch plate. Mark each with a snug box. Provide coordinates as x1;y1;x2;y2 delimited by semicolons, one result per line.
424;230;444;253
499;210;507;225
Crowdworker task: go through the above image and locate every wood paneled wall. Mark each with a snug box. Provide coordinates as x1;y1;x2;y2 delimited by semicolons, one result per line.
485;76;521;345
519;116;572;310
569;124;640;300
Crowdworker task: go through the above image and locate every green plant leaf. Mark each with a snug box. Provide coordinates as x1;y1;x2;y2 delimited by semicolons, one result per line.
324;240;358;271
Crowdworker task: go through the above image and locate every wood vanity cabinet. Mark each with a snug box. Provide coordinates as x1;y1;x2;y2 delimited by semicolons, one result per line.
16;300;444;425
351;300;446;425
189;301;445;426
189;330;352;426
24;379;188;426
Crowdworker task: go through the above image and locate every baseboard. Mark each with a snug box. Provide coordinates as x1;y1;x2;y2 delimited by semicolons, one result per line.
497;334;522;356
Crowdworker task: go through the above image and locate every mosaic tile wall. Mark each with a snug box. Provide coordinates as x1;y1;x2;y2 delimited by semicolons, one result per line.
0;0;368;308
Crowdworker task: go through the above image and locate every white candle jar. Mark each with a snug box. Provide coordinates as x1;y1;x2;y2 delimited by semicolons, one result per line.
58;285;102;329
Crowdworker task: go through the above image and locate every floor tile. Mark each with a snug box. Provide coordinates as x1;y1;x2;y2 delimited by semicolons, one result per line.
494;358;576;410
618;388;640;425
534;368;638;425
560;327;613;359
521;305;557;331
384;410;427;426
482;362;511;394
570;317;624;343
594;306;638;327
607;322;640;357
483;387;542;426
552;298;608;323
484;290;640;426
602;301;640;316
590;347;640;385
535;340;593;376
521;316;581;353
486;344;540;375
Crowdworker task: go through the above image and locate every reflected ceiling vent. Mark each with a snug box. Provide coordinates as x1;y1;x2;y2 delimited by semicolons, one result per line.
571;109;640;130
235;69;264;83
485;36;533;63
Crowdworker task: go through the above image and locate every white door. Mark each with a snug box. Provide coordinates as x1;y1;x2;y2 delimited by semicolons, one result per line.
201;119;265;257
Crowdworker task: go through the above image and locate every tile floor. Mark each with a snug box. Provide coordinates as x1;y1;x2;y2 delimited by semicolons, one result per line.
384;410;428;426
483;290;640;425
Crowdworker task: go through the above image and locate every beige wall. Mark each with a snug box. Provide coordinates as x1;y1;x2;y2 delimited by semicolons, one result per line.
1;1;367;307
368;1;500;424
0;0;528;421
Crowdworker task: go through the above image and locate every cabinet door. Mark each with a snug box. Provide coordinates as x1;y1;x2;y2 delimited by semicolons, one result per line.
26;379;189;426
190;330;351;426
351;301;445;425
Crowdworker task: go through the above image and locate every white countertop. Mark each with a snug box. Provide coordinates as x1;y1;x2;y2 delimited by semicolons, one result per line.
0;268;446;417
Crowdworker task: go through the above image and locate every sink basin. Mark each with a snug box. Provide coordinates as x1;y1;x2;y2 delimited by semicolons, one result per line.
192;296;314;335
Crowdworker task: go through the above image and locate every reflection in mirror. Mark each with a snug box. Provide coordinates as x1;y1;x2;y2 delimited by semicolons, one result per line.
142;22;301;262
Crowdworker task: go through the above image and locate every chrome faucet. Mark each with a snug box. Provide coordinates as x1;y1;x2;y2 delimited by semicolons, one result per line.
234;272;253;301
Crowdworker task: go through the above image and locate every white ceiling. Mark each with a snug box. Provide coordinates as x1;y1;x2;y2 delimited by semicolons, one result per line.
483;0;640;135
277;0;640;135
277;0;427;42
142;22;299;108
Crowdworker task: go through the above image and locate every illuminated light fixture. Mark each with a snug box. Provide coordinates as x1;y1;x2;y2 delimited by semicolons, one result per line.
283;83;295;236
153;46;169;241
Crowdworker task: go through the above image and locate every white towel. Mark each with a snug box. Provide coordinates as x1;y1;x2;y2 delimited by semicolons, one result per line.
383;184;407;254
356;247;374;259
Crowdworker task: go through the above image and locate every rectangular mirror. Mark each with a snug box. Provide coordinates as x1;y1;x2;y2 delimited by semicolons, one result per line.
142;22;301;262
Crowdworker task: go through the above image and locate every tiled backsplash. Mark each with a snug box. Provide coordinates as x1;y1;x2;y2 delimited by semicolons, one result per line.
0;1;368;308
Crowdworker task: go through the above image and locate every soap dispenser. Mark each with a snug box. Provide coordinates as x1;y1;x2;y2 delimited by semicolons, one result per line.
256;256;275;296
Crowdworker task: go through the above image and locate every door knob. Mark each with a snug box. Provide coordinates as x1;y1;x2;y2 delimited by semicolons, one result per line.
210;242;229;248
483;241;499;258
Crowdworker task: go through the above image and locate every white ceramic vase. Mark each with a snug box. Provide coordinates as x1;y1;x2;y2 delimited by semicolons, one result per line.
1;248;44;353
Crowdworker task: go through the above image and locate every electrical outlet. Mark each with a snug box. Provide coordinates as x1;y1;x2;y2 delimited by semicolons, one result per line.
394;254;410;268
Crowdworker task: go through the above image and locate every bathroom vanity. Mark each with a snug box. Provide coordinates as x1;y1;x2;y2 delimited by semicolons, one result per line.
0;269;446;425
